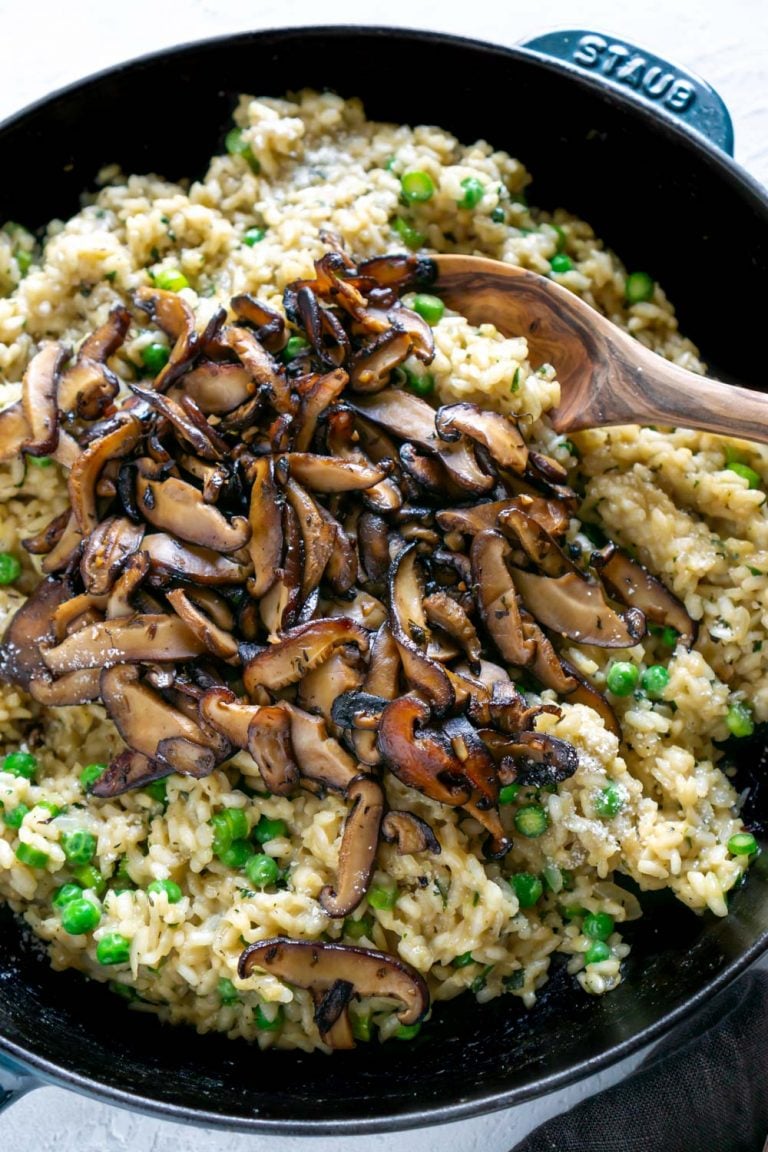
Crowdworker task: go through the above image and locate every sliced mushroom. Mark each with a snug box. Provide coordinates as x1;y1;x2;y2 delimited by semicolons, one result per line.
349;329;412;392
349;623;401;766
285;479;335;601
284;704;360;793
199;686;258;747
137;473;250;554
389;543;454;716
22;342;69;456
443;714;509;859
58;307;130;420
245;456;283;599
134;286;198;388
243;618;369;695
381;811;441;856
166;587;240;664
498;507;570;578
318;504;358;594
238;937;429;1045
216;325;294;415
130;382;224;461
559;658;621;737
156;736;216;778
511;568;646;648
106;551;150;618
28;667;103;706
231;294;286;352
378;695;470;807
0;576;71;688
22;509;71;556
488;730;579;789
247;704;300;795
0;401;30;463
596;548;696;648
297;645;365;724
41;613;205;673
471;531;535;667
294;368;349;452
142;533;251;586
435;402;527;474
69;415;142;534
424;592;481;666
79;516;145;596
320;775;384;917
313;980;356;1049
175;362;255;414
90;748;170;798
285;453;390;493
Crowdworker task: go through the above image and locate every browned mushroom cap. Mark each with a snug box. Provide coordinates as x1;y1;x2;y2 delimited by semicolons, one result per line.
471;530;535;667
28;667;103;706
69;414;142;534
435;402;527;474
100;664;227;768
238;937;429;1031
21;342;69;457
296;285;348;370
106;551;150;618
130;382;225;461
596;548;696;648
285;454;390;493
156;736;216;778
511;568;646;648
246;704;300;796
297;646;365;724
348;390;493;494
313;980;356;1049
136;473;251;554
318;505;358;595
134;286;197;388
294;368;349;452
349;329;412;392
284;704;360;793
41;612;205;673
79;516;145;596
489;729;578;789
57;307;130;420
0;401;30;463
245;456;283;599
257;501;303;637
231;294;286;352
0;576;71;688
436;500;518;537
166;587;240;664
357;252;436;292
39;512;83;575
559;658;621;737
381;811;441;856
90;748;170;798
51;591;107;643
243;617;370;695
523;615;580;696
216;325;294;415
173;362;255;415
285;479;335;601
199;686;256;747
424;592;482;666
142;533;251;586
357;511;391;587
350;623;401;767
21;509;71;556
378;694;470;806
498;507;570;578
442;714;509;859
320;775;385;917
389;543;455;716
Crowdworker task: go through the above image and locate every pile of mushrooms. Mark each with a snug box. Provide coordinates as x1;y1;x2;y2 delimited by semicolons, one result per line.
0;244;695;1045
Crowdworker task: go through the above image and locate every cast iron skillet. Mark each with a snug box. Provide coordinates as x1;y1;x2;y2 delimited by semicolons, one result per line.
1;24;768;1134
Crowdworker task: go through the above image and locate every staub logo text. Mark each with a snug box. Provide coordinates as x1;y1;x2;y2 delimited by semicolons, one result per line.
571;34;696;112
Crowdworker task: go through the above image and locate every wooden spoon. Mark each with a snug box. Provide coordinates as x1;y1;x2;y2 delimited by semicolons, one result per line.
433;254;768;443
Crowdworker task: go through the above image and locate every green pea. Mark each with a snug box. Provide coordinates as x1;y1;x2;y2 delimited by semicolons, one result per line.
728;832;758;856
726;702;754;739
393;217;426;251
402;367;435;397
660;626;678;648
3;803;29;829
254;1004;284;1031
96;933;131;965
457;176;484;209
606;662;639;697
394;1022;421;1040
726;462;761;489
642;664;670;700
243;227;266;246
80;763;107;791
211;808;248;854
152;269;189;292
344;913;374;940
583;912;614;940
52;883;83;909
549;253;573;274
625;271;654;304
351;1013;372;1042
140;342;170;375
584;940;611;965
217;839;254;869
367;883;398;910
2;751;37;778
218;977;240;1005
15;842;49;869
71;864;107;896
245;853;280;888
400;170;435;203
491;206;506;223
499;784;520;806
512;873;543;908
148;878;183;903
514;804;549;838
452;951;474;968
225;127;260;173
61;830;97;867
283;335;310;361
252;816;286;844
410;293;444;324
60;897;101;935
594;784;625;819
144;778;167;805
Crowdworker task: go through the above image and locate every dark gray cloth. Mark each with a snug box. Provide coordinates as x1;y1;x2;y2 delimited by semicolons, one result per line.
512;972;768;1152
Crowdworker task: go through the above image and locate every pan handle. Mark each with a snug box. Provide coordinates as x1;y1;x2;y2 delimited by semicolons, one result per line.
519;30;734;155
0;1054;38;1112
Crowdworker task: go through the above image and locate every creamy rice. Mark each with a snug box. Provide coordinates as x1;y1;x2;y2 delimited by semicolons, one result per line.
0;90;763;1050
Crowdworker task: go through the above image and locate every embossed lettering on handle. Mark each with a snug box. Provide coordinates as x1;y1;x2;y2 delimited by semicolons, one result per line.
521;30;734;154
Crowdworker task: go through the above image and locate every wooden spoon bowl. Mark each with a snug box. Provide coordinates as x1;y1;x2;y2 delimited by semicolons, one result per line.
433;254;768;443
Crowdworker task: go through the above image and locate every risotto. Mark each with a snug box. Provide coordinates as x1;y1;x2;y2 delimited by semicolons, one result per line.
0;90;764;1052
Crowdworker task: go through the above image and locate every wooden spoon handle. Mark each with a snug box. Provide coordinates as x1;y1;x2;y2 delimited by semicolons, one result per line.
553;327;768;444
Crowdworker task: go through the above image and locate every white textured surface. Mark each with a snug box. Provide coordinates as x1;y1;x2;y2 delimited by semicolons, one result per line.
0;0;766;1148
